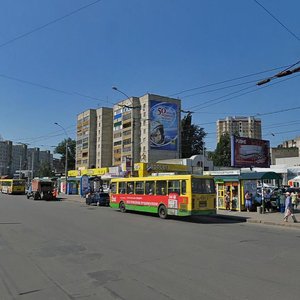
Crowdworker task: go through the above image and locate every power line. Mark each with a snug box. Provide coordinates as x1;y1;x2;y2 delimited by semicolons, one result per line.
189;74;300;112
0;0;104;49
169;65;289;97
0;73;110;105
253;0;300;42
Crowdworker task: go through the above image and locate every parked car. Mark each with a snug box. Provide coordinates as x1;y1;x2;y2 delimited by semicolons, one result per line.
85;192;110;206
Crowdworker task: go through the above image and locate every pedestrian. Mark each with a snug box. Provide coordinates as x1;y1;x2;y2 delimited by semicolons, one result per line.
225;191;231;210
245;191;252;212
291;191;298;210
283;192;298;223
264;189;272;212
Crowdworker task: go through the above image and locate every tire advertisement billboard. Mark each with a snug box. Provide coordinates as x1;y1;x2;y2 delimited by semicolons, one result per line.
231;136;270;168
150;101;179;151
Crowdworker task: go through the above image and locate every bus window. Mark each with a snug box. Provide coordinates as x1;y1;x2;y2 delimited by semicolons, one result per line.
156;181;167;195
168;180;180;194
181;180;187;195
135;182;144;194
192;178;215;194
146;181;155;195
111;182;117;194
127;182;134;194
119;182;127;194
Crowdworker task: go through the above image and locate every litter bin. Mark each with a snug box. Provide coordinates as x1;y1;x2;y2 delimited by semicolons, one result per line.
257;206;262;214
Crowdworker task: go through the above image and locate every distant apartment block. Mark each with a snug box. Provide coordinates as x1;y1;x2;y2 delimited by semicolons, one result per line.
27;148;40;177
76;108;113;170
281;136;300;155
0;140;12;176
217;116;262;142
11;144;28;175
39;150;53;168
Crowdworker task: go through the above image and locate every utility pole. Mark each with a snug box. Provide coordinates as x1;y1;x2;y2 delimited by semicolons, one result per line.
54;122;69;193
19;155;22;179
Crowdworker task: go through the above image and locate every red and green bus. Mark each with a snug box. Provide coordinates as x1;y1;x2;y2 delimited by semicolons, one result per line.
110;175;216;218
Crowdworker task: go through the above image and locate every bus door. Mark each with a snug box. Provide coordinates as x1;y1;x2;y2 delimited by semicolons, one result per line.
217;183;226;209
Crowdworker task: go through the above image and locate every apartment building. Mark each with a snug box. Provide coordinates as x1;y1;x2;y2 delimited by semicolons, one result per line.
96;107;113;168
27;148;40;177
217;116;262;142
76;109;97;170
76;107;113;170
0;140;12;176
112;94;181;171
39;150;53;167
11;144;28;175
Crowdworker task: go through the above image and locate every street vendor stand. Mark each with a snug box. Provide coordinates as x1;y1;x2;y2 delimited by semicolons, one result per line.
214;171;282;212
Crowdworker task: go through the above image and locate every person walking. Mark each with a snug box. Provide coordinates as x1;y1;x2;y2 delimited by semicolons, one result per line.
225;191;231;210
283;192;298;223
291;191;298;210
245;191;252;212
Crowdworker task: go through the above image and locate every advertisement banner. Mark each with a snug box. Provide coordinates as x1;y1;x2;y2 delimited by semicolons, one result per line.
150;101;178;151
231;136;270;168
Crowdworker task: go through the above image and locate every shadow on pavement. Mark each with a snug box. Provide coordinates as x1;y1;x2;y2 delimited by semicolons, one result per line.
112;210;248;224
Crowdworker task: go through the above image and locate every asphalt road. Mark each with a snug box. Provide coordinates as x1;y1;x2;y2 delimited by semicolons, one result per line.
0;194;300;300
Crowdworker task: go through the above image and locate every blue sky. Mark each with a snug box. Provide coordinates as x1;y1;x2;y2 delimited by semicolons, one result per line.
0;0;299;153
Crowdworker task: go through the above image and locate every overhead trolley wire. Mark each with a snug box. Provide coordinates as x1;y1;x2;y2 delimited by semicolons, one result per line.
253;0;300;42
0;0;104;49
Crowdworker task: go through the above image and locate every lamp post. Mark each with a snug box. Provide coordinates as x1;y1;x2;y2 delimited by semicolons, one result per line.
112;86;138;176
54;122;68;193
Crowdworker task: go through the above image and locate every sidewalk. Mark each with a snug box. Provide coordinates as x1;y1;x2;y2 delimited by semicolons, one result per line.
217;209;300;229
61;194;300;230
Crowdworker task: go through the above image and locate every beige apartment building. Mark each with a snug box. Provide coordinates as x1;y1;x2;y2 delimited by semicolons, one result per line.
113;94;181;171
76;108;113;170
217;116;262;142
96;107;113;168
76;94;181;172
76;109;97;169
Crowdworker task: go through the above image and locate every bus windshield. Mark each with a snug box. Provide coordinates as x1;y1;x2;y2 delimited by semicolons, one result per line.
192;178;215;194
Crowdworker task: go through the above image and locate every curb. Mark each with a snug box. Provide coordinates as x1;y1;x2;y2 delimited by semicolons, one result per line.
246;219;300;229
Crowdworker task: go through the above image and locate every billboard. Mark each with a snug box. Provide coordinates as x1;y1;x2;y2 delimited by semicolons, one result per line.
231;136;270;168
150;101;179;151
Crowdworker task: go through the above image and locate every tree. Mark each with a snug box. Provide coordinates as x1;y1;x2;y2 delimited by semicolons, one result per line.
37;162;54;177
54;138;76;170
212;132;231;167
181;113;206;158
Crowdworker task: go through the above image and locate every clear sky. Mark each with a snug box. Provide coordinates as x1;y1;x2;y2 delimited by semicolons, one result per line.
0;0;299;154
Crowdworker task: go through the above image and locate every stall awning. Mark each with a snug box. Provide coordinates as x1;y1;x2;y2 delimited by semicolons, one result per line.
239;172;282;181
214;176;240;183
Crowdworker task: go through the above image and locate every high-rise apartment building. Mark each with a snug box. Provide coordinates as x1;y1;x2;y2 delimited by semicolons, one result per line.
113;94;181;170
217;116;262;142
27;148;40;178
76;109;97;169
0;140;12;176
11;144;27;175
96;107;113;168
76;107;113;170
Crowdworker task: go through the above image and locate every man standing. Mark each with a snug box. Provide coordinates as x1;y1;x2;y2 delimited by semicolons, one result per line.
283;192;298;223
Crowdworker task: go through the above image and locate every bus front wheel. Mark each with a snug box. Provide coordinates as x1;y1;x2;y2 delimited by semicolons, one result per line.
119;202;126;213
158;205;168;219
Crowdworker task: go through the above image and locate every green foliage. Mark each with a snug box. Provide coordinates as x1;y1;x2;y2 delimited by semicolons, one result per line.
54;138;76;170
37;162;54;177
212;133;231;167
181;113;206;158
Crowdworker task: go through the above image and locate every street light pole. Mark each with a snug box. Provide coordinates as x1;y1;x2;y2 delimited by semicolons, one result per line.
55;122;68;193
112;86;137;176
